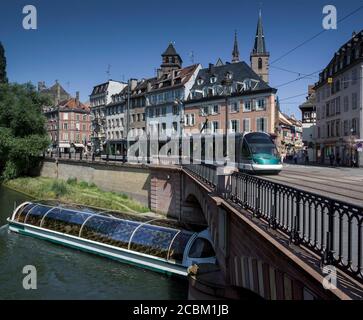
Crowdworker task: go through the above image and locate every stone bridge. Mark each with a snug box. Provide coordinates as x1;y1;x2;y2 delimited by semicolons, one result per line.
39;158;363;300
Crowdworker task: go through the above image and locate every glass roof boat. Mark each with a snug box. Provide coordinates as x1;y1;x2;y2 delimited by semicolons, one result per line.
7;201;216;277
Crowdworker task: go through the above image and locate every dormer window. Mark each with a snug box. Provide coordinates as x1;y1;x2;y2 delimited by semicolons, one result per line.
210;76;217;84
197;78;204;85
226;72;233;80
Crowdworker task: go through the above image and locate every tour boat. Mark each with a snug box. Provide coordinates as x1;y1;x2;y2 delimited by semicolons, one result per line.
7;201;216;277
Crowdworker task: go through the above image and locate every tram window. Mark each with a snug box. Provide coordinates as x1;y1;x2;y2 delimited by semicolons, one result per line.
188;238;215;258
241;140;251;158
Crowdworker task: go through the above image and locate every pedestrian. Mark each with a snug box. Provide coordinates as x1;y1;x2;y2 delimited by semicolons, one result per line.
305;153;309;165
336;153;341;166
352;154;357;167
293;153;298;165
329;153;334;166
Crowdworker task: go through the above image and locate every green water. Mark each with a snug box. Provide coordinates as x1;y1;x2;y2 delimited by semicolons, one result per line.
0;185;188;300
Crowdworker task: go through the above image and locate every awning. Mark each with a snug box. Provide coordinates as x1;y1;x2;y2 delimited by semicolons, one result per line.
73;143;85;148
59;143;71;148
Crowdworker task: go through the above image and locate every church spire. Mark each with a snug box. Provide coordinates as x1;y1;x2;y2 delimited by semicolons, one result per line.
253;9;267;54
232;30;240;63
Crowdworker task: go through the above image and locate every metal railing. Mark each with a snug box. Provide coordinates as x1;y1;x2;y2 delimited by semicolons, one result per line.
184;164;218;189
184;164;363;283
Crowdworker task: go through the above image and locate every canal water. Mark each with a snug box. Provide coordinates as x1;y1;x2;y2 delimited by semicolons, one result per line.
0;185;188;300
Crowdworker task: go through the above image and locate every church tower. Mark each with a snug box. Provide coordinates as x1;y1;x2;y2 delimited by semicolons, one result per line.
160;42;183;75
232;31;240;63
250;10;270;83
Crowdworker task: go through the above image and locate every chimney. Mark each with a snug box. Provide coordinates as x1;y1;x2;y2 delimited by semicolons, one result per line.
130;79;138;90
208;63;214;73
76;91;80;106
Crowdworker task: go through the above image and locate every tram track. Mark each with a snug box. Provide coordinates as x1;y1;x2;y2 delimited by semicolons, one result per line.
260;174;363;206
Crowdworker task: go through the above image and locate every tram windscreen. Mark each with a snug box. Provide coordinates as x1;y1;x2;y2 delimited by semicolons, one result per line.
245;133;278;156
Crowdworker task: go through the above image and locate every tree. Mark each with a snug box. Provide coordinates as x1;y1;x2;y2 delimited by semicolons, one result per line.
0;83;50;180
0;42;7;84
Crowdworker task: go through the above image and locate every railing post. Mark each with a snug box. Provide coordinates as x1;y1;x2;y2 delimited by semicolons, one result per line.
291;192;301;245
270;184;278;229
327;200;336;265
254;179;261;218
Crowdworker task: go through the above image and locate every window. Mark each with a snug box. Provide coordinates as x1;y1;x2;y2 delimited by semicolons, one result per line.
63;123;68;130
212;104;219;115
197;78;204;85
172;122;178;133
256;118;267;132
76;114;80;121
344;74;349;89
336;97;341;114
63;113;69;120
155;108;160;117
336;120;340;137
258;58;263;70
188;238;215;258
212;121;219;133
230;102;239;113
352;93;358;110
242;118;250;132
230;120;239;133
82;124;86;131
243;100;252;112
172;105;179;115
162;107;167;116
190;114;195;126
83;115;87;121
256;98;266;111
161;123;166;134
343;120;349;136
344;96;349;112
210;76;217;84
352;118;359;135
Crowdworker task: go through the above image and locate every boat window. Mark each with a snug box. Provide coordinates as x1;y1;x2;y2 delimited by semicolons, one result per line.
188;238;215;258
25;205;53;227
41;209;92;236
81;216;139;249
16;203;37;223
130;225;178;259
168;231;194;263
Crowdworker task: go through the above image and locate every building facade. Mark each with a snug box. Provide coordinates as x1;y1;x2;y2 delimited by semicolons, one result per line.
314;30;363;166
43;93;92;153
145;43;201;140
90;80;127;153
299;86;317;161
184;13;276;137
276;112;303;158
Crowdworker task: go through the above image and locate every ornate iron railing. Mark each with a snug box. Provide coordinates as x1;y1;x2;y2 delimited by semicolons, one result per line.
184;164;363;283
184;164;217;189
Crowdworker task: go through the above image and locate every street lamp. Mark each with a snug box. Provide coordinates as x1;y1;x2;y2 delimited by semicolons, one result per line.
221;72;233;161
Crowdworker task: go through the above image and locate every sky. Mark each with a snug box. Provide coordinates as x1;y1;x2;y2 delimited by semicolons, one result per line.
0;0;362;118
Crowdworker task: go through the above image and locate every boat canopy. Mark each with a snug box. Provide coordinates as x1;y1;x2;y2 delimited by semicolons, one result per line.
12;202;196;264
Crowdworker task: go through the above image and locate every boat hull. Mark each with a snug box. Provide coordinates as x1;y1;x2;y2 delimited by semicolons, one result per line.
7;220;188;277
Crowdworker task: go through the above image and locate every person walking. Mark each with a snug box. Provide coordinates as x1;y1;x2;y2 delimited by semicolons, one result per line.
336;153;341;167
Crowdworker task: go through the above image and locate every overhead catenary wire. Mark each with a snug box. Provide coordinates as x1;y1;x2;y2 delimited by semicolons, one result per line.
270;4;363;65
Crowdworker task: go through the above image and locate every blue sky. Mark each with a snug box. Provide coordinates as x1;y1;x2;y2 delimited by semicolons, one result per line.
0;0;362;118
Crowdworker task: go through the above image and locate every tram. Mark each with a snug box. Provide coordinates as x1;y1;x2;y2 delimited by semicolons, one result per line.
190;132;282;175
7;201;216;277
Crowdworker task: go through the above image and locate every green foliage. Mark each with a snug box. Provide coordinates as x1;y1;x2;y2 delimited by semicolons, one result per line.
50;180;68;197
0;83;50;180
4;177;150;214
0;42;7;84
66;177;78;185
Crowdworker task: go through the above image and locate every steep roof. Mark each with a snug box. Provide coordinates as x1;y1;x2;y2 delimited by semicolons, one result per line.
252;10;268;55
162;43;178;56
59;98;90;112
150;64;200;93
191;61;273;92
